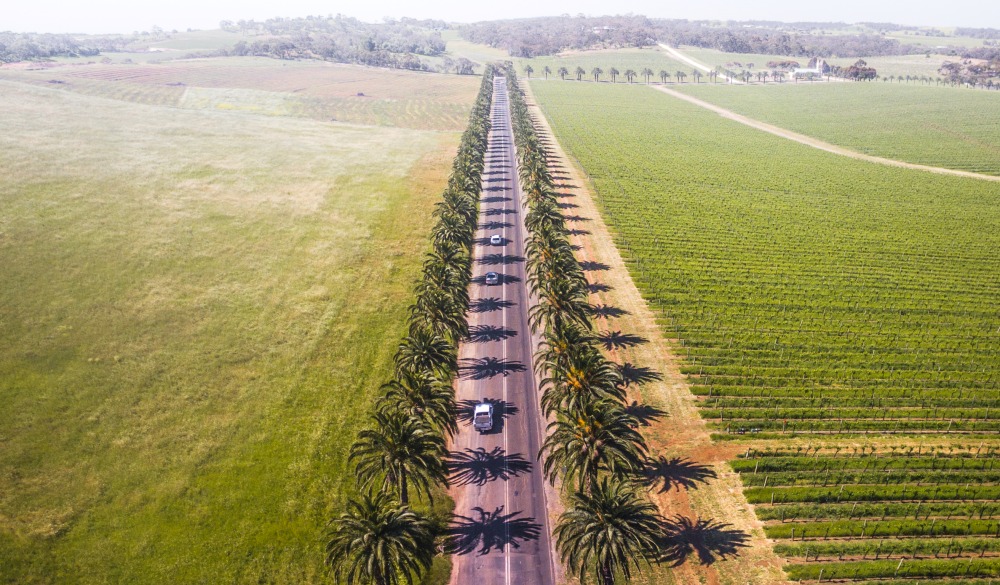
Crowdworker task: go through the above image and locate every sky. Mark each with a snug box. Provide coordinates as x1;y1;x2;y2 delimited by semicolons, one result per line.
6;0;1000;35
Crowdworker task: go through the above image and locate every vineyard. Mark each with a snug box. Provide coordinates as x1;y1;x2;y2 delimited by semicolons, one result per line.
0;58;479;130
530;80;1000;582
677;83;1000;176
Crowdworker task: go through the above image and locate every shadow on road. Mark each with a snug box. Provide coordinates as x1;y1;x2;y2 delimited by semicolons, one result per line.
485;208;518;216
640;456;717;493
466;325;518;343
481;196;513;203
587;282;613;293
480;220;514;230
459;357;527;380
469;297;515;313
446;506;542;556
580;260;611;272
655;516;749;567
472;273;521;286
446;447;532;486
477;253;524;266
457;399;519;427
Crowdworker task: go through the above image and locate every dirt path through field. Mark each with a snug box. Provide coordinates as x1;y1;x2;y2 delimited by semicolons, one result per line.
523;81;788;585
659;44;743;84
651;84;1000;183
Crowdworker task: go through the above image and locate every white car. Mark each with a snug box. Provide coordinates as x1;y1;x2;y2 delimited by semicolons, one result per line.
484;272;499;285
473;402;494;433
490;234;503;245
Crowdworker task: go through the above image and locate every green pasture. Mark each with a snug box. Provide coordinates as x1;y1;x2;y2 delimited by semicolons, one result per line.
675;82;1000;175
0;77;458;583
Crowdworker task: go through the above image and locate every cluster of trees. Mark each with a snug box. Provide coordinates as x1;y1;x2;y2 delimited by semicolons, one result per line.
220;15;448;70
0;31;133;63
461;16;932;59
940;57;1000;86
505;63;663;585
324;66;496;585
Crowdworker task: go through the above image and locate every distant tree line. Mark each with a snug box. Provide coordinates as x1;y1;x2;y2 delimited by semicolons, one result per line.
460;16;939;59
955;27;1000;40
0;32;132;63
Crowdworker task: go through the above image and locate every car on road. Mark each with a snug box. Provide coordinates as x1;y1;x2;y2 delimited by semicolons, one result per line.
490;234;503;245
484;271;499;285
473;402;494;433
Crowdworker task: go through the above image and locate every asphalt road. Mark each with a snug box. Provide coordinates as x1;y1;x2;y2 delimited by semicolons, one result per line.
447;77;556;585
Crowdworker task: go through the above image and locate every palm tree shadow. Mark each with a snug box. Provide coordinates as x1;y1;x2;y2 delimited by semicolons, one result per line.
469;297;515;313
655;516;749;567
459;357;527;380
640;456;716;493
597;330;648;350
466;325;518;343
619;362;663;387
478;253;524;266
590;304;629;319
480;221;513;230
445;447;532;486
624;400;667;427
446;506;541;556
587;282;612;293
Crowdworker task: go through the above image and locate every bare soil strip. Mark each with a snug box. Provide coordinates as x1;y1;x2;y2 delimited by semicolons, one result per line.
650;83;1000;183
659;44;743;84
523;81;789;585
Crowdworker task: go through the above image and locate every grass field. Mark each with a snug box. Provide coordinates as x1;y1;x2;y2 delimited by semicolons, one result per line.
531;80;1000;582
0;68;462;582
0;58;480;131
675;82;1000;175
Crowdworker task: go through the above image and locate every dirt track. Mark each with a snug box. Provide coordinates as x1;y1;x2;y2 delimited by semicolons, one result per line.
651;84;1000;183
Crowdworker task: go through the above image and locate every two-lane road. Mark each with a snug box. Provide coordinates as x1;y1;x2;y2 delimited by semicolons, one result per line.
447;77;555;585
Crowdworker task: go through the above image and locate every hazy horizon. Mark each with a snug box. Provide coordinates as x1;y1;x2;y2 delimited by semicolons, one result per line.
6;0;1000;36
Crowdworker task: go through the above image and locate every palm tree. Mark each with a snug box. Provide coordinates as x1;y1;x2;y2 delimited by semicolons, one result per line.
675;70;686;83
540;348;625;416
555;478;662;585
591;67;603;82
543;65;552;79
558;66;569;80
524;64;534;78
609;67;620;83
576;66;586;81
624;69;637;83
394;326;456;379
642;68;654;84
326;490;435;585
379;369;458;437
351;409;448;506
658;70;669;83
540;399;648;491
692;70;703;83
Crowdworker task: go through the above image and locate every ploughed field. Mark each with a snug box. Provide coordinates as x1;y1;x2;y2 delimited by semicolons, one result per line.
0;57;480;130
531;80;1000;582
0;62;464;583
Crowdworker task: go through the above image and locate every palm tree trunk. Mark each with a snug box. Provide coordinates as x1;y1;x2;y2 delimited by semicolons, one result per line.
601;561;615;585
400;471;409;506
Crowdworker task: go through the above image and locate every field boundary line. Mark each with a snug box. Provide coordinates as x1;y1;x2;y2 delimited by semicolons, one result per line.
650;83;1000;183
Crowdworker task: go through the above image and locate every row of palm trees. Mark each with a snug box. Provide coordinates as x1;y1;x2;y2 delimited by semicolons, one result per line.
325;65;498;585
504;63;664;585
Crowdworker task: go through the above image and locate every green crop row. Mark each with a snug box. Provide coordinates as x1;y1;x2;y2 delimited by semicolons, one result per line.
765;518;1000;539
742;469;1000;488
757;502;1000;522
775;536;1000;561
746;485;1000;505
785;557;1000;581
